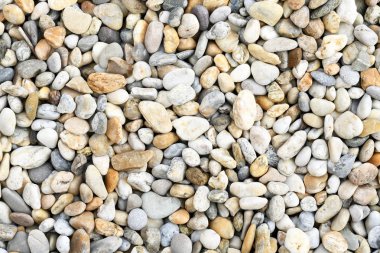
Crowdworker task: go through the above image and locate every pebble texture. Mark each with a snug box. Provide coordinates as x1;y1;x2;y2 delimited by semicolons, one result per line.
0;0;379;253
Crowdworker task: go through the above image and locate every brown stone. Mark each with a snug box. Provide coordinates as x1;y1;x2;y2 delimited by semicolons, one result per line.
256;96;274;111
210;217;234;239
70;229;90;253
105;168;119;193
10;213;34;227
297;73;313;92
107;57;133;76
95;218;123;237
153;132;179;149
69;212;95;234
44;26;66;48
106;117;123;144
111;150;154;171
287;0;305;10
51;193;74;215
369;153;380;166
288;48;302;68
304;18;324;39
87;73;126;94
86;197;103;211
25;92;39;120
361;68;380;90
185;167;209;186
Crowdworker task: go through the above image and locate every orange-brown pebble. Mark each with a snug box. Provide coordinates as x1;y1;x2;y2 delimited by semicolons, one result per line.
105;168;119;193
169;209;190;224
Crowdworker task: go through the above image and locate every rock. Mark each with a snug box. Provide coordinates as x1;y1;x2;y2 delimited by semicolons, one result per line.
11;146;51;169
311;0;342;18
348;163;378;185
139;101;172;133
111;150;154;171
315;195;342;223
200;229;221;250
3;4;25;24
334;111;363;139
90;236;123;253
88;73;126;94
233;90;257;130
48;0;77;11
85;165;108;200
354;24;378;46
141;192;181;219
163;68;195;90
251;61;279;86
173;116;210;141
28;230;49;253
94;3;123;30
128;208;148;230
62;7;92;34
322;231;348;253
248;1;283;26
0;224;17;241
171;234;192;253
0;108;16;136
285;228;310;253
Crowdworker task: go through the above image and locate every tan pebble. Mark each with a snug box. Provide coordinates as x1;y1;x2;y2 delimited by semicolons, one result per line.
360;118;380;137
267;82;285;103
106;117;123;144
66;76;93;94
206;41;222;56
3;4;25;25
248;44;281;65
203;0;228;11
95;218;123;237
86;197;103;211
170;184;195;198
214;54;230;72
304;18;325;39
255;224;271;253
297;73;313;92
218;73;235;93
25;92;39;120
87;73;126;94
169;209;190;225
178;38;197;51
105;168;119;193
64;201;86;216
88;134;110;156
369;153;380;166
15;0;34;13
44;26;66;48
250;155;269;178
331;208;350;231
51;193;74;215
41;195;55;210
241;224;256;253
322;231;348;253
35;39;52;61
31;209;50;224
210;217;234;239
215;31;239;53
304;173;328;194
323;11;340;33
200;66;220;89
70;229;90;253
163;25;179;53
256;96;274;111
185;167;209;186
349;162;378;185
361;68;380;90
69;211;95;234
266;103;289;118
173;101;199;116
133;20;148;44
111;150;154;171
153;132;179;149
303;113;323;128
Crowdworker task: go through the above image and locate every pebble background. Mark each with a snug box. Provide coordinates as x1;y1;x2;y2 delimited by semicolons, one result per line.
0;0;379;253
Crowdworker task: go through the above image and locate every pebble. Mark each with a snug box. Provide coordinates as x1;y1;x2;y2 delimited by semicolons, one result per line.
334;111;363;139
251;61;279;85
0;108;16;136
142;192;181;219
28;229;49;253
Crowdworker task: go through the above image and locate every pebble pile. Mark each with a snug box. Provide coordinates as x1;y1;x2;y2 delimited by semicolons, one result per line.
0;0;380;252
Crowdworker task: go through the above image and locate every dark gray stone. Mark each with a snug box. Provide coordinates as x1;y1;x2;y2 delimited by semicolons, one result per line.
51;149;71;171
78;35;99;52
7;231;30;253
98;27;120;44
23;21;39;46
163;0;187;10
192;5;209;31
311;0;342;18
328;153;356;178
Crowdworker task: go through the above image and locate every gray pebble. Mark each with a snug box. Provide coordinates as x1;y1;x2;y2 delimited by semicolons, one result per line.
327;153;356;178
0;68;14;83
210;6;231;23
98;27;121;44
7;231;30;253
192;5;209;31
149;52;177;66
1;188;31;214
28;163;53;184
11;40;31;61
311;70;336;86
51;149;71;171
160;223;179;247
78;35;98;52
91;112;108;134
90;237;123;253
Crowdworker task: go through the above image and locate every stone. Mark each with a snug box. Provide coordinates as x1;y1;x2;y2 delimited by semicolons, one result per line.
315;195;342;223
11;146;51;169
233;90;256;130
94;3;123;30
334;111;363;139
111;150;154;171
285;228;310;253
16;60;47;79
171;234;192;253
28;230;49;253
173;116;210;141
139;101;172;133
141;192;181;219
248;1;283;26
88;73;126;94
62;7;92;34
0;108;16;136
251;61;279;86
